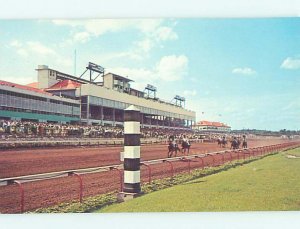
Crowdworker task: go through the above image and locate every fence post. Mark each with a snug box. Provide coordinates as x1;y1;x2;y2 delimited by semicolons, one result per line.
181;158;191;174
12;181;24;213
68;172;83;203
207;154;215;167
252;148;256;157
119;105;141;200
248;148;252;158
228;151;233;162
163;160;174;178
111;167;123;192
253;148;256;158
246;149;251;159
196;156;205;169
241;150;246;161
140;163;152;184
221;153;225;164
236;150;240;160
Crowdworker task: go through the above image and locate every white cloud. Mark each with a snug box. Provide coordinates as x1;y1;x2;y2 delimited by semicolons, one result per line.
52;19;162;37
156;55;188;81
9;39;73;70
280;57;300;70
73;32;90;43
136;38;154;53
155;26;178;41
10;40;56;56
16;48;28;57
53;19;178;59
10;40;22;48
107;67;154;91
232;67;256;75
135;19;163;33
183;89;197;97
52;20;82;27
107;67;154;81
107;55;189;88
26;41;56;55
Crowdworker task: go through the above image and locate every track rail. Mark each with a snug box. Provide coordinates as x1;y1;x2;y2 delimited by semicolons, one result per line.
1;141;299;213
1;142;298;185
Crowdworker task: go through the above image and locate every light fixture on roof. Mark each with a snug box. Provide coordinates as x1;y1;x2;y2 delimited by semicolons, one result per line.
172;95;185;107
144;84;157;99
79;62;105;83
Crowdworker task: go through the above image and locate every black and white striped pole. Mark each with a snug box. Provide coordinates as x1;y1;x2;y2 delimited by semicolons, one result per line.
118;105;141;201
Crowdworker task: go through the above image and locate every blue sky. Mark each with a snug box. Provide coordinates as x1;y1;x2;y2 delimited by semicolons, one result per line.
0;19;299;130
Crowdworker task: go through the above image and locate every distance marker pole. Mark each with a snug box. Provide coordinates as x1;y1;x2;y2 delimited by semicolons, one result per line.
123;105;141;194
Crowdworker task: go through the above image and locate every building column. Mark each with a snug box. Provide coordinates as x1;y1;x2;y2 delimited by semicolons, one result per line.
100;106;103;125
141;113;144;128
123;105;141;194
87;96;90;125
112;108;115;126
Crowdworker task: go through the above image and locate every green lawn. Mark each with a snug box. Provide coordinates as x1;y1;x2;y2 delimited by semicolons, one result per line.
286;148;300;156
99;148;300;212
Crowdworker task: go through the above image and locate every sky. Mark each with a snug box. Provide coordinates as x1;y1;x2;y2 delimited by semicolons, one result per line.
0;18;299;131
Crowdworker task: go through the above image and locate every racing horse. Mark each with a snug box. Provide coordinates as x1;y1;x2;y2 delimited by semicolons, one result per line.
217;138;227;148
181;140;191;155
230;138;240;150
168;142;180;158
242;140;248;148
167;136;180;158
217;138;222;147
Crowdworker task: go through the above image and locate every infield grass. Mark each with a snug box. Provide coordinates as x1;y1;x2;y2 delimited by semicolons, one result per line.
99;148;300;212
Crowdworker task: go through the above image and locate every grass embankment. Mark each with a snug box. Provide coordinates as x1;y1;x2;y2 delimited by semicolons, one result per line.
100;148;300;212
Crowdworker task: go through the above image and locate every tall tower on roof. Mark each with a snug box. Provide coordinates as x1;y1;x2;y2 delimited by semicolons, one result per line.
103;73;133;93
36;65;59;89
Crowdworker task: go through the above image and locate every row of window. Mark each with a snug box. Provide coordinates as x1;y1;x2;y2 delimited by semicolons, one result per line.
0;94;80;116
0;89;80;107
0;106;79;118
85;96;194;121
0;89;47;101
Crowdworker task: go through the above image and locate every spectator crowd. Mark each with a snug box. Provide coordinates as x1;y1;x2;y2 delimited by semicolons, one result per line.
0;119;241;142
0;120;124;139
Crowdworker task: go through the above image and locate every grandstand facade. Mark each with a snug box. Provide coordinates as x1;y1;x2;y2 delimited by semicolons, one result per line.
0;64;196;129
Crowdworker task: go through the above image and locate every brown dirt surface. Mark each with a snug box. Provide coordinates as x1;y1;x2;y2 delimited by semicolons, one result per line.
0;138;289;213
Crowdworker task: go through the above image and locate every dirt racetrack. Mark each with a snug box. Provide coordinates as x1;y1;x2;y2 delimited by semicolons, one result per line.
0;138;289;213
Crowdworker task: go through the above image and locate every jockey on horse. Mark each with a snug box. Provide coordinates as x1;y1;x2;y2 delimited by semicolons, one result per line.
231;136;239;150
242;134;247;148
217;137;222;147
217;136;227;148
181;135;191;155
167;135;180;158
221;135;227;147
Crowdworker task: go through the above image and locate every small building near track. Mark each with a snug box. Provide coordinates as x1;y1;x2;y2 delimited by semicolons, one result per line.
192;120;231;133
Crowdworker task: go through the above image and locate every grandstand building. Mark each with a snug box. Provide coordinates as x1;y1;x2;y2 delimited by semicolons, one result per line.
192;120;231;132
0;63;196;129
